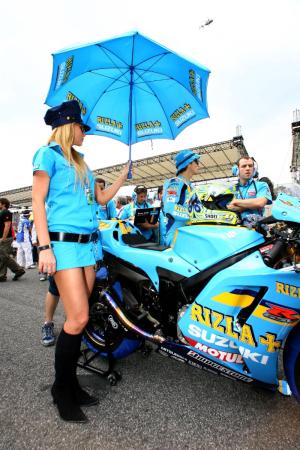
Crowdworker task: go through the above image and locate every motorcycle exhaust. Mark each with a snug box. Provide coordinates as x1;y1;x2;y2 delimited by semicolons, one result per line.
102;290;166;344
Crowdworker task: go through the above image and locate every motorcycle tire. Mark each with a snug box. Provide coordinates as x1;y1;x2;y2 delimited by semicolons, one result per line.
283;326;300;403
83;295;141;360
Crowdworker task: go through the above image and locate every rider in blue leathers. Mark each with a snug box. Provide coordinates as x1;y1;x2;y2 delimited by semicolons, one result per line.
163;149;200;246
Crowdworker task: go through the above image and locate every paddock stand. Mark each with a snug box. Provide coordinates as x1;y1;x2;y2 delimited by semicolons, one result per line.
77;338;152;386
77;344;122;386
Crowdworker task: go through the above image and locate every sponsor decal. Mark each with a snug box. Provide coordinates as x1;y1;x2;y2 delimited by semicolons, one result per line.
166;196;176;203
261;300;300;324
159;342;252;382
170;103;196;128
108;315;118;329
191;303;257;347
185;338;244;364
189;69;202;100
259;332;282;352
238;347;269;365
247;189;257;197
66;92;87;115
276;282;300;298
186;350;252;382
186;324;269;365
187;324;238;349
55;56;74;90
135;120;162;137
96;116;123;136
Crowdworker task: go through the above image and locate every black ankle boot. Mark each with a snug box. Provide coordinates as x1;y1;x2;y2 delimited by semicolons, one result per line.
51;383;88;423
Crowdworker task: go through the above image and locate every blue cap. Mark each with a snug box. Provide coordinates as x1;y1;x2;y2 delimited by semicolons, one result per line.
44;100;90;131
174;149;200;174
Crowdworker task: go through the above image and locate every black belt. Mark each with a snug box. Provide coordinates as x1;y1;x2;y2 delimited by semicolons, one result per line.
49;231;98;243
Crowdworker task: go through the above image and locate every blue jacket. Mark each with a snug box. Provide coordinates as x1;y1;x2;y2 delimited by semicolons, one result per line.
162;175;193;246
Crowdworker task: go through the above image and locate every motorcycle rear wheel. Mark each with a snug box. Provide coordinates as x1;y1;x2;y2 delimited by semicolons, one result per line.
83;296;141;359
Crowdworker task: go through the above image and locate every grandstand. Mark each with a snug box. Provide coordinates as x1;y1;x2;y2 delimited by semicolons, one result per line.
0;135;247;207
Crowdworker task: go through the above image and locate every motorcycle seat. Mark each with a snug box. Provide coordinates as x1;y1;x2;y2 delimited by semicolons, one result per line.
122;233;168;251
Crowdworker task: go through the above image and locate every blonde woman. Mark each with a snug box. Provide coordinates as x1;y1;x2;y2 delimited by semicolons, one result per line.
32;100;128;423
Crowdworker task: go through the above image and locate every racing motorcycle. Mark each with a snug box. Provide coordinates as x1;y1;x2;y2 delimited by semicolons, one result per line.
80;185;300;403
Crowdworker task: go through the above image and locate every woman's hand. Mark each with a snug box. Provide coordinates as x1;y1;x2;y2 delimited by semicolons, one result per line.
119;162;131;182
38;248;56;276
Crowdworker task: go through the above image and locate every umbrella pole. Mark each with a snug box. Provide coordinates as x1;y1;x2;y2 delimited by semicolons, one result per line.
127;67;134;179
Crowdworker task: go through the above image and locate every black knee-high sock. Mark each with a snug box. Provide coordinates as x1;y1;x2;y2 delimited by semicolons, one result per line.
54;328;82;388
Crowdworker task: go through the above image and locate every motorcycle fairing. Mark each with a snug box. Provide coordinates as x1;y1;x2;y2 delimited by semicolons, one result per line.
178;251;300;385
272;192;300;223
100;220;199;289
172;225;265;270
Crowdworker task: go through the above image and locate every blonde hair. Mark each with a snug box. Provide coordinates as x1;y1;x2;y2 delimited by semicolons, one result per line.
48;123;88;185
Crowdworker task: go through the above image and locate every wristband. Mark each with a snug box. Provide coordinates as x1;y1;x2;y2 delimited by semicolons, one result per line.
38;245;51;252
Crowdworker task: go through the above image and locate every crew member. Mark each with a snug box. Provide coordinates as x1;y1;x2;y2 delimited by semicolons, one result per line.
94;177;117;220
119;185;158;240
163;149;200;246
227;156;272;225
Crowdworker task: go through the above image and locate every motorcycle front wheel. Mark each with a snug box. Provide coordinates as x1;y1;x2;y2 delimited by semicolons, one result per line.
283;325;300;403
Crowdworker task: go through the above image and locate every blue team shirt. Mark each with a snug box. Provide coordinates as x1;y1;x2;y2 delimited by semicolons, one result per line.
32;142;98;234
119;200;153;240
96;199;117;220
233;179;272;220
162;175;193;246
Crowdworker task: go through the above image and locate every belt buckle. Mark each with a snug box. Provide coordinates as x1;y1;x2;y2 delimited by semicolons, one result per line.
78;234;84;243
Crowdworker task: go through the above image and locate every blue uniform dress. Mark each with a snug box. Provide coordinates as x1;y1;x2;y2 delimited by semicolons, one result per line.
32;142;101;271
119;200;153;240
96;200;117;220
163;175;193;246
233;179;272;221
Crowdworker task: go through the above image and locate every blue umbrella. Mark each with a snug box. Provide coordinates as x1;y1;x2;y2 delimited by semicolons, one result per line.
45;31;210;174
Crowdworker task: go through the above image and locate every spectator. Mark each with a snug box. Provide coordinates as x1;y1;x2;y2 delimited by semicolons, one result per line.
0;198;25;282
16;210;36;269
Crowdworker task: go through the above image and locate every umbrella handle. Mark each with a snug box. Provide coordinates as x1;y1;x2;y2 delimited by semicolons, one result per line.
127;160;133;179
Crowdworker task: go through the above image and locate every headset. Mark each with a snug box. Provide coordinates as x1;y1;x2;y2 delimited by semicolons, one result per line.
134;185;147;195
232;157;258;178
133;185;148;204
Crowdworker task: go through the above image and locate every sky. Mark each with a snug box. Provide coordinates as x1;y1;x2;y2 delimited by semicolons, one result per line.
1;0;300;192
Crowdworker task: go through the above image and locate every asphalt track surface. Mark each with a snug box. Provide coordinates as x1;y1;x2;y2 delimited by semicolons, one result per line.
1;268;300;450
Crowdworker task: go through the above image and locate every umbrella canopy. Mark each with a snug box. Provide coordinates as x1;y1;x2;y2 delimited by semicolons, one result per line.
45;31;210;156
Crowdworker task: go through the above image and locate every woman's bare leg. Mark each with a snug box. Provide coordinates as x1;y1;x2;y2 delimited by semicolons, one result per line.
54;266;95;334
